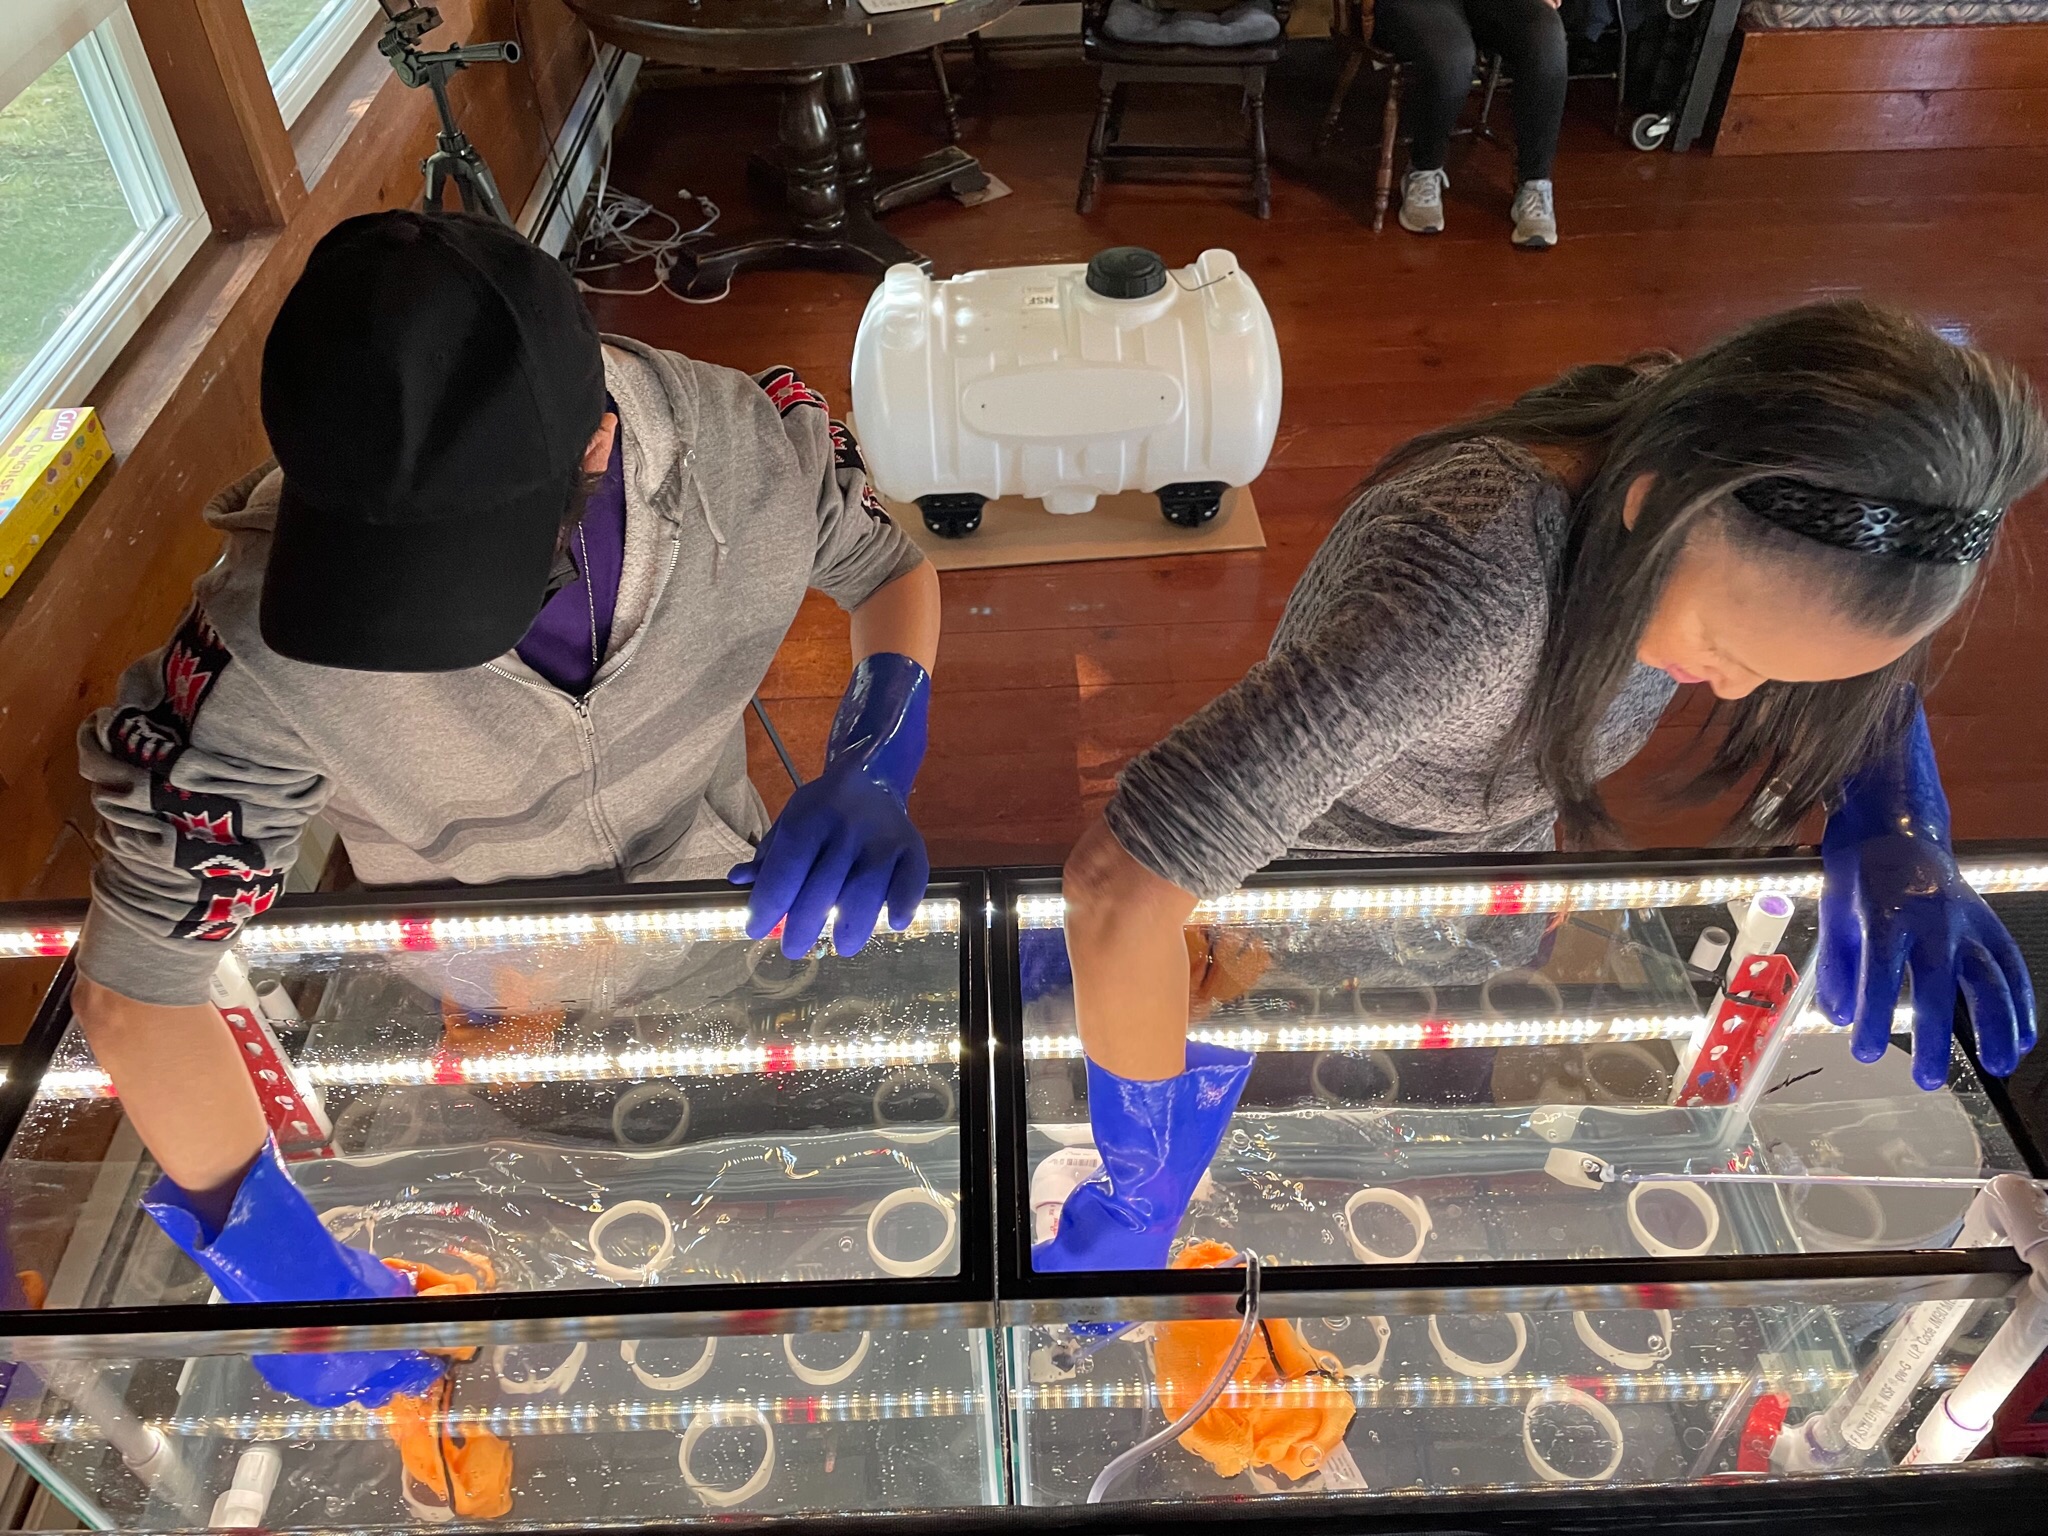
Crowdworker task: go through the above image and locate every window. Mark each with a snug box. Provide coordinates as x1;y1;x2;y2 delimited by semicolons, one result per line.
246;0;382;125
0;9;208;448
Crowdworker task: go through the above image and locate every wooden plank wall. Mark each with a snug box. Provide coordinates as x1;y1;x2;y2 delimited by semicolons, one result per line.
0;0;593;1028
1718;22;2048;154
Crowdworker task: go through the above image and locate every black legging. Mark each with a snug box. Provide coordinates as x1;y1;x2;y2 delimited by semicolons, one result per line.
1375;0;1568;185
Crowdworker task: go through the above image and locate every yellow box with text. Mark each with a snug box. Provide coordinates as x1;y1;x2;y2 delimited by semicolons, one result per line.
0;408;111;602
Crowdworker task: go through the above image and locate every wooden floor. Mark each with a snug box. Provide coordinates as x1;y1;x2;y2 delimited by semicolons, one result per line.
590;54;2048;867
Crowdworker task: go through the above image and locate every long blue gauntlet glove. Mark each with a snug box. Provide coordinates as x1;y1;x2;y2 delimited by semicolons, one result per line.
1816;691;2036;1090
1034;1042;1254;1272
142;1140;445;1408
731;653;932;957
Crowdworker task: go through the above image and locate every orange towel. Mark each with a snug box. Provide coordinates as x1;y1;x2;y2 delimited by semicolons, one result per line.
440;969;564;1059
386;1376;516;1520
381;1255;515;1519
1152;1240;1355;1481
382;1253;496;1363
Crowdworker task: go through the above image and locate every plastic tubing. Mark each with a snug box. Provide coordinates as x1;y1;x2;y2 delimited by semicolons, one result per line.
1087;1253;1262;1504
1786;1182;2003;1468
1907;1281;2048;1463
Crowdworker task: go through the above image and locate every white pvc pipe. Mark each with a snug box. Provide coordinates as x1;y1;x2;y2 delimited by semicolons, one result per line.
1726;891;1796;977
1907;1280;2048;1464
1780;1186;2001;1469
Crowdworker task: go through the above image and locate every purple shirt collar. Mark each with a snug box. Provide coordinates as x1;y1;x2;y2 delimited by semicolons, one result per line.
515;394;625;696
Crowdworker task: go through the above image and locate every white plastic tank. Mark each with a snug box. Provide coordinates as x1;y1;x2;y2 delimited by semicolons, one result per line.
850;247;1283;537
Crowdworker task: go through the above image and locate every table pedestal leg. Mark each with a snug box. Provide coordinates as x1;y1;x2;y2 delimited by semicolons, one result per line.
679;68;943;298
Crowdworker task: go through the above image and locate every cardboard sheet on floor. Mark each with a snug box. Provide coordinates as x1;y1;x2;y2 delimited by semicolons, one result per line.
888;484;1265;571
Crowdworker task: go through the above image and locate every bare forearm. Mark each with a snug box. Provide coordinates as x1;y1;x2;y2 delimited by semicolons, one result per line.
71;974;268;1196
1062;816;1199;1080
849;561;940;672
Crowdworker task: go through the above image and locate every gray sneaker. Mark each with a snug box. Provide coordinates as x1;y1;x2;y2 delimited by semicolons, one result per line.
1511;179;1558;248
1398;168;1447;235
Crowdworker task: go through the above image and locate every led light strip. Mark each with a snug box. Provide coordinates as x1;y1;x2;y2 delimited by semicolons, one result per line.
28;1037;965;1102
1014;861;2048;929
1021;1006;1882;1060
1016;1361;1966;1414
0;1363;1972;1449
23;999;1881;1099
0;899;967;963
0;1387;989;1446
230;899;962;961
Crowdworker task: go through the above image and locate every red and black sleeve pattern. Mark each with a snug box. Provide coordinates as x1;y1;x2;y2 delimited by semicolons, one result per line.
105;609;286;941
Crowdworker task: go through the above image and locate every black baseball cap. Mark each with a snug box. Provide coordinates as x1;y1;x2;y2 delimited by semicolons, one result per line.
258;210;605;672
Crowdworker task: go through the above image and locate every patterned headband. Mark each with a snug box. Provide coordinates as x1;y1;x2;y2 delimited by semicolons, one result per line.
1730;476;2003;565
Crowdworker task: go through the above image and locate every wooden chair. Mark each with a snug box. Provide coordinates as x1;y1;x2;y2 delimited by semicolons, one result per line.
1077;0;1295;220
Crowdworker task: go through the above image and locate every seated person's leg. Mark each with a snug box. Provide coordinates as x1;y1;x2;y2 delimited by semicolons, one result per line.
1375;0;1480;178
1470;0;1569;186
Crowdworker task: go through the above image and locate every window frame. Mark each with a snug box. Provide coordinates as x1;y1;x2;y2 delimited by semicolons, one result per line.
0;6;209;450
265;0;382;127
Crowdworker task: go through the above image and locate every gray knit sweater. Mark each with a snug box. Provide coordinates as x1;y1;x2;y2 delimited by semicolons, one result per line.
1106;439;1677;898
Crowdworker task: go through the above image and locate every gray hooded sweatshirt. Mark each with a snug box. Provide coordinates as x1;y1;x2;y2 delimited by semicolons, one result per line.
76;337;924;1007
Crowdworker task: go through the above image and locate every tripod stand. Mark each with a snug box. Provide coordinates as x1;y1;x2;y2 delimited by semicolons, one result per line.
376;2;520;224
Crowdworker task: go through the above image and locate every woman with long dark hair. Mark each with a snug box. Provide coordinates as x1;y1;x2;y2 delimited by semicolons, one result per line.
1036;300;2047;1272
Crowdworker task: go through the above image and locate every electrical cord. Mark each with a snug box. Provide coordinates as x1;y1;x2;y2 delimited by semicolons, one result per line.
569;72;730;304
1086;1252;1262;1504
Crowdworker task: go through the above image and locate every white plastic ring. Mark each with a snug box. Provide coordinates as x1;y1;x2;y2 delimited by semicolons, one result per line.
1626;1180;1722;1258
679;1404;776;1508
1582;1043;1669;1104
1428;1312;1528;1378
1522;1385;1625;1483
1343;1187;1431;1264
1310;1050;1401;1107
611;1082;692;1149
589;1199;676;1282
1789;1181;1888;1247
1481;967;1565;1020
872;1068;956;1137
401;1475;456;1523
746;939;820;999
865;1186;958;1277
782;1331;872;1386
623;1337;717;1391
492;1341;587;1396
1573;1309;1674;1372
1339;1316;1392;1379
1347;975;1437;1022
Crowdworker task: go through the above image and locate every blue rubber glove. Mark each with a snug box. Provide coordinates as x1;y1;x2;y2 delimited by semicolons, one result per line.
730;653;931;957
141;1140;445;1408
1034;1042;1254;1272
1816;691;2036;1090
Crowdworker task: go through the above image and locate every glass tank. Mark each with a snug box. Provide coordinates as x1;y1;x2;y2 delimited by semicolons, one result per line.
1004;857;2043;1272
0;850;2043;1533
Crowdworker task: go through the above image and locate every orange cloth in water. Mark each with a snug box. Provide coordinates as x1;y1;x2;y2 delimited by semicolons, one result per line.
1152;1240;1355;1481
1185;929;1272;1021
386;1377;516;1520
440;972;564;1059
382;1253;496;1363
381;1255;514;1519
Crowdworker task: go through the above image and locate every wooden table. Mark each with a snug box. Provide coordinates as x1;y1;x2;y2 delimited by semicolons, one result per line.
567;0;1021;296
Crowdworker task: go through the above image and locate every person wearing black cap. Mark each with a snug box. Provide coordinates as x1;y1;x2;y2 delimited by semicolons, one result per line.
66;210;940;1404
1036;301;2046;1273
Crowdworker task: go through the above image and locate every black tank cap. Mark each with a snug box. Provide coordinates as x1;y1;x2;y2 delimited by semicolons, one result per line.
1085;247;1168;299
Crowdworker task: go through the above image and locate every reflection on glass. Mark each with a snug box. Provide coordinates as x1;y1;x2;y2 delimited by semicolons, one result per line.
1009;1296;2014;1503
0;1325;995;1527
1020;882;2031;1267
1;897;967;1308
